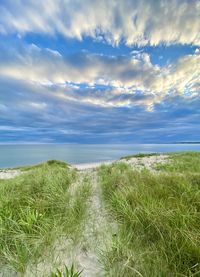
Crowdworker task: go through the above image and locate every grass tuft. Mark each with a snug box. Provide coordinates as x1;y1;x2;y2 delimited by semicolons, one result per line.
50;264;82;277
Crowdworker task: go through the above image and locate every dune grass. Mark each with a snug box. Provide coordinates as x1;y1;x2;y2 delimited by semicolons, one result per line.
0;161;90;274
156;151;200;173
14;159;70;171
99;152;200;276
121;152;158;161
50;264;82;277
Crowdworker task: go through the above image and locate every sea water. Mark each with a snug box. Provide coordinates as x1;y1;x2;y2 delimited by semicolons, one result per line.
0;144;200;168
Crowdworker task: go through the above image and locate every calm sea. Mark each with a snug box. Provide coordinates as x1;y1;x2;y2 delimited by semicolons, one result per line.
0;144;200;168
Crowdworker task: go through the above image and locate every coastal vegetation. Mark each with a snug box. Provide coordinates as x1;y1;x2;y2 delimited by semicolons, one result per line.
99;152;200;276
0;161;91;275
0;152;199;276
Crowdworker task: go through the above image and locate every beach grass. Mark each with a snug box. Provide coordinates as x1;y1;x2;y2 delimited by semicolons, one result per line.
120;152;158;160
14;159;70;171
50;264;82;277
156;151;200;173
99;152;200;276
0;161;90;274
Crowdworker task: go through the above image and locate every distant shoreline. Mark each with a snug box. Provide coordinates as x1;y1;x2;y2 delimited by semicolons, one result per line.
173;142;200;144
0;142;200;145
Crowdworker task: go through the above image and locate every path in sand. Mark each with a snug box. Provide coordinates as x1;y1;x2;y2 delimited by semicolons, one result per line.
73;169;116;276
24;169;116;277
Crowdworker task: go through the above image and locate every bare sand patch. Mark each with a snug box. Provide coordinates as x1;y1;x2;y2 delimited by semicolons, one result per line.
0;170;21;179
73;161;114;171
121;154;169;170
73;154;169;171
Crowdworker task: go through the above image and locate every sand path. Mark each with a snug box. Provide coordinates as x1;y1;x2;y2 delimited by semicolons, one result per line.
72;170;116;276
24;169;116;277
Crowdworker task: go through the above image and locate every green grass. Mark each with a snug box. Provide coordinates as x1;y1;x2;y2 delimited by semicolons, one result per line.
156;151;200;173
50;264;82;277
13;159;70;171
99;152;200;276
0;161;91;274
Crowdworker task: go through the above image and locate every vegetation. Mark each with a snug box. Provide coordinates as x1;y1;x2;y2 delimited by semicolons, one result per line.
99;152;200;276
0;161;90;274
156;151;200;173
50;264;82;277
14;159;70;171
121;152;158;160
1;151;199;276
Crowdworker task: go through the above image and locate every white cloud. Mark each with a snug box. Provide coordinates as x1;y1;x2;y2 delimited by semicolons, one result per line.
0;0;199;46
0;43;199;109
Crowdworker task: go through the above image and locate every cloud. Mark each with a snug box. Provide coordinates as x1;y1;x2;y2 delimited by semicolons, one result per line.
0;0;199;46
0;1;199;143
0;42;199;110
0;75;199;143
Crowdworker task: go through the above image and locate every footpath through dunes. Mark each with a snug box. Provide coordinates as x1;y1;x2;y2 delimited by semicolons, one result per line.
28;169;117;277
0;152;200;276
69;169;117;277
0;160;117;277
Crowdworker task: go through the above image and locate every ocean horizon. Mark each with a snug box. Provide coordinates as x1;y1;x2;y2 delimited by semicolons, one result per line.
0;143;200;168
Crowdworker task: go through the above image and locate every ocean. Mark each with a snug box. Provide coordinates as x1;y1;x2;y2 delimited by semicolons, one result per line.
0;144;200;168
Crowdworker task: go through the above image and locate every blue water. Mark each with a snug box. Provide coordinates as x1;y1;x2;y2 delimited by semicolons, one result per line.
0;144;200;168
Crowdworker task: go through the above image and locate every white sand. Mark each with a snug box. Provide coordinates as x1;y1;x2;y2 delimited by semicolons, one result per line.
122;154;169;170
73;154;168;171
0;170;21;179
73;160;114;170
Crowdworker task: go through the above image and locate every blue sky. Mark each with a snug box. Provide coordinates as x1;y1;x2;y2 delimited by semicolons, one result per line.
0;0;199;143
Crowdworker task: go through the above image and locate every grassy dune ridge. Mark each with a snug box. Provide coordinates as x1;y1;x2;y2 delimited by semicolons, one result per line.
0;160;91;274
99;152;200;276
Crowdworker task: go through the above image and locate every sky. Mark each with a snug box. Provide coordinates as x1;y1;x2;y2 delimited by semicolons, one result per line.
0;0;199;144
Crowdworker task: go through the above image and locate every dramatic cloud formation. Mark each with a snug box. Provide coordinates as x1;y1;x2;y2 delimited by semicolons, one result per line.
0;43;199;109
0;0;199;46
0;0;199;143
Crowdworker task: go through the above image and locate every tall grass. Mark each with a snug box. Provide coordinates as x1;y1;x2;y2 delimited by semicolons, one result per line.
156;151;200;173
99;153;200;276
0;161;90;274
